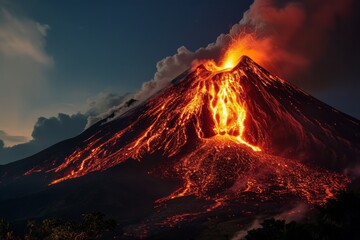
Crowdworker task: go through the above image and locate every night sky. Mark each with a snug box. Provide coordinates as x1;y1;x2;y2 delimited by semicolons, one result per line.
0;0;359;163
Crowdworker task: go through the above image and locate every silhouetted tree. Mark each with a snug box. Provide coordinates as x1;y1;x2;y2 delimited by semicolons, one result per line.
244;191;360;240
24;212;116;240
0;219;14;240
316;191;360;240
80;212;116;239
244;219;315;240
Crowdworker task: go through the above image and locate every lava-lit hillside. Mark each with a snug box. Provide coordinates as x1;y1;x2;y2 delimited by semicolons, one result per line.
12;56;359;198
0;55;359;238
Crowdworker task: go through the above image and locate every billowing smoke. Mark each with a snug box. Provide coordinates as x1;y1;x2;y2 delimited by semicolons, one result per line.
85;92;133;127
134;0;355;101
134;45;221;101
0;113;88;164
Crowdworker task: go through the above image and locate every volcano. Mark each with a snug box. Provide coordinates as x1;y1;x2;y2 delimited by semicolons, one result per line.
0;56;359;238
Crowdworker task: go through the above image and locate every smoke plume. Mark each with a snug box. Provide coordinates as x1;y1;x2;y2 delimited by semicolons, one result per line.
134;0;355;101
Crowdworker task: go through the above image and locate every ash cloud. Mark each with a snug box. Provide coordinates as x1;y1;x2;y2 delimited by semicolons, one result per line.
135;0;358;102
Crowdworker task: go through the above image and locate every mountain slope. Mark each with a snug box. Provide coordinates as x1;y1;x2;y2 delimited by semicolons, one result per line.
0;56;359;238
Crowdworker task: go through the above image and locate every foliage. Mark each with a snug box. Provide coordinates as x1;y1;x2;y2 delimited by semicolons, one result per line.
244;219;316;240
0;212;116;240
244;191;360;240
80;212;117;239
0;218;14;240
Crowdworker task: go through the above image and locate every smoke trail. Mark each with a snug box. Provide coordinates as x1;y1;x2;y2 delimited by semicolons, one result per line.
134;0;353;101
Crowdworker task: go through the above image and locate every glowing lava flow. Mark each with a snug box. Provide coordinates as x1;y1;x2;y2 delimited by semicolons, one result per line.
206;65;261;151
198;36;261;151
8;33;357;238
44;62;261;185
22;53;350;209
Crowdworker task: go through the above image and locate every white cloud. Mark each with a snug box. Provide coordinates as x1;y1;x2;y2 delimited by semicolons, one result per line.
0;8;52;65
0;7;52;140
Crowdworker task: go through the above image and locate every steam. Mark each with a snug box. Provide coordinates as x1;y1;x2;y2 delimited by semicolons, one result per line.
274;202;310;222
231;218;261;240
85;92;133;127
134;0;353;102
133;45;222;101
231;202;310;240
344;164;360;179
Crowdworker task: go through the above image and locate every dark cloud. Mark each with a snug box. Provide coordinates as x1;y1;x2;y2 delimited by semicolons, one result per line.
0;113;87;164
0;92;130;164
0;140;42;164
31;113;87;144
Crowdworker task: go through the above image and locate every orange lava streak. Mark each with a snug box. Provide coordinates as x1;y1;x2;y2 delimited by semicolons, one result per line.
208;73;261;151
199;36;262;151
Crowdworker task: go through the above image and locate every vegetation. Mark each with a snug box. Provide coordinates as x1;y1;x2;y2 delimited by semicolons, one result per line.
0;212;116;240
0;218;14;240
1;191;359;239
244;191;360;240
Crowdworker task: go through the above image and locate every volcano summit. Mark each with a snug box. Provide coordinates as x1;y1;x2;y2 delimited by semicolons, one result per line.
0;56;359;238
